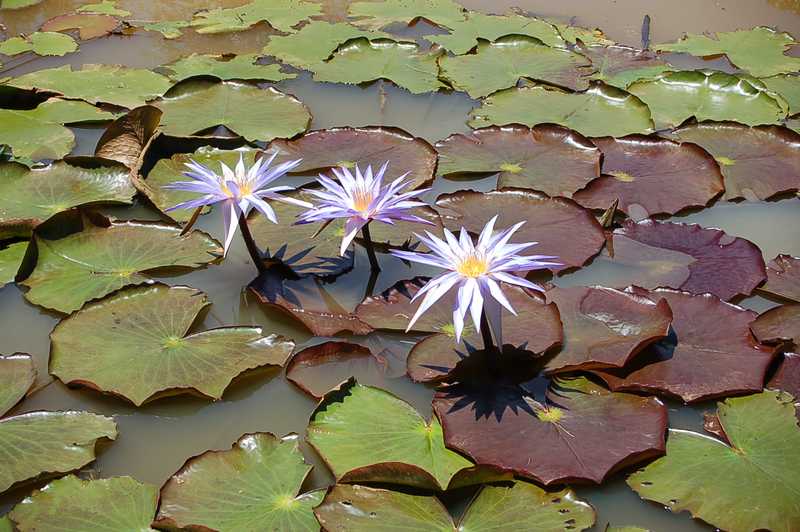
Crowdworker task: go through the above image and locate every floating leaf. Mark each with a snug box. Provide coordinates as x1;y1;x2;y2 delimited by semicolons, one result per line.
627;70;786;129
581;44;670;88
554;23;612;45
0;32;77;57
0;242;26;287
190;0;321;34
0;353;35;417
436;189;605;270
0;0;44;9
315;482;595;531
263;21;393;70
312;38;444;94
267;126;437;189
0;411;116;493
544;286;672;373
286;341;387;399
436;124;600;197
761;254;800;302
768;353;800;410
670;122;800;200
142;20;190;39
656;27;800;77
9;476;157;531
0;98;114;163
468;84;653;137
76;0;130;16
627;391;800;531
0;160;135;237
40;13;120;40
760;73;800;114
594;288;775;403
6;64;171;109
162;53;296;82
155;81;311;141
751;304;800;346
427;12;565;54
50;284;293;405
94;105;162;169
21;220;220;314
609;220;766;301
439;35;593;98
348;0;466;30
155;433;322;531
307;380;475;490
434;373;667;485
572;135;724;216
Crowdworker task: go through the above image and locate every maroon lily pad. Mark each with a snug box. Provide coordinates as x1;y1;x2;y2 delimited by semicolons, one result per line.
572;136;724;217
768;353;800;413
750;304;800;346
433;367;667;485
266;126;438;189
760;255;800;302
435;189;606;270
286;341;388;399
579;44;669;88
610;220;766;301
435;125;601;197
670;122;800;200
41;13;120;40
544;286;673;373
593;288;775;403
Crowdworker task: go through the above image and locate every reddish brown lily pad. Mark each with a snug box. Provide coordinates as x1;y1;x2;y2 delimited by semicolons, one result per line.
41;13;120;40
580;44;670;88
610;220;766;301
433;371;667;485
760;254;800;302
671;122;800;201
544;286;673;373
435;125;600;197
286;341;388;399
593;288;775;403
266;126;437;189
768;352;800;412
435;189;605;271
750;304;800;346
572;136;724;217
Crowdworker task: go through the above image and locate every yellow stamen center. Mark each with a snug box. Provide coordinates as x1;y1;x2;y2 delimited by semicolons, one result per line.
352;188;373;213
457;254;489;278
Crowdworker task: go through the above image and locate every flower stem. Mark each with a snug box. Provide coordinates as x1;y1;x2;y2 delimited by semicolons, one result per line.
479;310;495;353
361;222;381;272
237;212;266;274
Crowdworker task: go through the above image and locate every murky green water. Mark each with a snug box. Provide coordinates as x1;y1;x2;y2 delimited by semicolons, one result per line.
2;0;800;529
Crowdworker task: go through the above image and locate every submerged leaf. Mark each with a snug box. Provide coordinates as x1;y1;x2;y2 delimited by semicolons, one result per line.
468;84;653;137
142;20;190;39
581;43;670;88
0;353;35;417
436;125;600;197
156;433;322;531
0;32;77;57
627;391;800;531
9;476;158;532
0;242;27;287
162;53;296;82
427;12;565;54
50;284;293;405
348;0;467;30
22;220;220;313
190;0;321;33
40;13;120;40
761;254;800;302
0;411;117;493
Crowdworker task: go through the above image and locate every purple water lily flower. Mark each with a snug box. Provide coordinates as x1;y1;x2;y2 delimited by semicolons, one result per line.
390;216;560;345
297;162;433;255
163;152;308;256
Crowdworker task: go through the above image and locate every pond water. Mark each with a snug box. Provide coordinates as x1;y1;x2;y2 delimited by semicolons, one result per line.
2;0;800;530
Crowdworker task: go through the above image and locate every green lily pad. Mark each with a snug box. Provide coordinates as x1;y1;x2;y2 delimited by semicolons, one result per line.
190;0;322;34
155;81;311;141
435;124;600;197
627;390;800;531
315;482;596;531
142;20;190;39
162;53;296;82
0;98;114;163
428;12;565;54
306;380;475;490
0;353;35;417
439;35;593;98
6;64;172;109
0;32;78;57
0;411;117;493
40;13;121;40
760;74;800;114
656;27;800;78
0;242;26;287
76;0;130;16
348;0;467;30
0;516;10;532
0;160;135;237
156;432;322;531
627;70;786;129
312;38;445;94
1;0;44;9
21;220;220;314
554;23;613;45
9;476;157;531
262;21;394;70
581;43;670;88
468;84;653;137
50;284;293;406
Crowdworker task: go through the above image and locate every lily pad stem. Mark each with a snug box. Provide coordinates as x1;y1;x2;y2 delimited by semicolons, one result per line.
480;310;495;354
238;212;267;274
361;222;381;272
